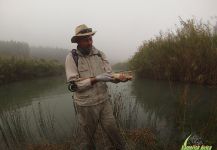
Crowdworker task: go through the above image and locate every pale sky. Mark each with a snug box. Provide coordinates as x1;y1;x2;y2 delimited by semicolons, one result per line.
0;0;217;63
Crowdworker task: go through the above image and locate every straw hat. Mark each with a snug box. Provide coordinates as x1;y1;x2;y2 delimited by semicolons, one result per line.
71;24;96;43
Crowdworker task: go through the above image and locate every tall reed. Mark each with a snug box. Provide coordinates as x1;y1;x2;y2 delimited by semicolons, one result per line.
129;18;217;85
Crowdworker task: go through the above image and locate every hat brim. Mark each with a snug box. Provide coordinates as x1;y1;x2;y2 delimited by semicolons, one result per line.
71;31;96;43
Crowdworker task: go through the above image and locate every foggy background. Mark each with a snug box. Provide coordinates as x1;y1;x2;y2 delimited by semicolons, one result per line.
0;0;217;63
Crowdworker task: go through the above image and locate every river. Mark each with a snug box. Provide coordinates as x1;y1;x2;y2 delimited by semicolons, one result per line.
0;75;216;148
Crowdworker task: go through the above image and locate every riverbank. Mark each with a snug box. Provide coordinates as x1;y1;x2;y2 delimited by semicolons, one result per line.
24;128;158;150
129;18;217;85
0;57;64;85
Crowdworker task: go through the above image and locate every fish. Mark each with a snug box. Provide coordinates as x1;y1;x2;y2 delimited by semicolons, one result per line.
112;70;133;82
66;70;134;83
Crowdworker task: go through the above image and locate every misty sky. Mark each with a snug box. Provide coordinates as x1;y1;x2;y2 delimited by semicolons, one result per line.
0;0;217;63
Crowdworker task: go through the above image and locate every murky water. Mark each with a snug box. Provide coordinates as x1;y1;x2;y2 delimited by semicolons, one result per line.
0;75;216;148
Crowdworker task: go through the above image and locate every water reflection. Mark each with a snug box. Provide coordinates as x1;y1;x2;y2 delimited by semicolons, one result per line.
0;75;67;109
0;76;216;148
131;78;217;147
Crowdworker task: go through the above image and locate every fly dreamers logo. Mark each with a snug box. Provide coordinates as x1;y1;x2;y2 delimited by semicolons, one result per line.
181;135;212;150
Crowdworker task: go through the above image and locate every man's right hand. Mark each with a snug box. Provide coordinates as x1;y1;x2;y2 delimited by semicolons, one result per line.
95;73;114;82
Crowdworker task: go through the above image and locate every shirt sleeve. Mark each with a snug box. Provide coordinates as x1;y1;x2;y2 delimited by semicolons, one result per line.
99;50;113;74
65;53;92;91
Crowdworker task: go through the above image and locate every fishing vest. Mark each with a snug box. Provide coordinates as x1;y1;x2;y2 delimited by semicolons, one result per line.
70;47;111;106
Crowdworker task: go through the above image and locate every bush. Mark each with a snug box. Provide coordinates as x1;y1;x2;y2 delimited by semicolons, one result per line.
129;18;217;85
0;57;64;85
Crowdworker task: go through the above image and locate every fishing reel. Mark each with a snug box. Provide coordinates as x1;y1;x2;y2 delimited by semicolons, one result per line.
68;81;78;92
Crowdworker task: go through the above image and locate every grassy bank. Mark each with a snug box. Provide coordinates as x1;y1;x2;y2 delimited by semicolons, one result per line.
0;40;67;85
0;57;64;85
129;18;217;85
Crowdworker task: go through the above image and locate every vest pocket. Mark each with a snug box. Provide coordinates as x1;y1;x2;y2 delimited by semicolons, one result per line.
78;64;89;77
78;65;88;72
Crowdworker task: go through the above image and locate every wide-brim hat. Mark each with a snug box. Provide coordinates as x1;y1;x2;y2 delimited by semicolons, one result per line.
71;24;96;43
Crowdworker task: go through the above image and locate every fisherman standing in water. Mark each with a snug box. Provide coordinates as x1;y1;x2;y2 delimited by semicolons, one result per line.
65;24;127;149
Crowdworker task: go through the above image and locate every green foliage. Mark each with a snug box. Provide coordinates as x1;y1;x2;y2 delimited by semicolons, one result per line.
0;40;65;85
129;18;217;85
0;57;64;85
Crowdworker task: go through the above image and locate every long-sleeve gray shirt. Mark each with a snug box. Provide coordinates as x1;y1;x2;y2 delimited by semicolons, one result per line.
65;46;112;106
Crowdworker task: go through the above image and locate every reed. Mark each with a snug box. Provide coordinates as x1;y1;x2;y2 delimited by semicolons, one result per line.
129;18;217;85
1;86;216;149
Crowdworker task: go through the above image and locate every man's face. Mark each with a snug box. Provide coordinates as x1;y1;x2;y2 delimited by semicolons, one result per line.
77;35;93;49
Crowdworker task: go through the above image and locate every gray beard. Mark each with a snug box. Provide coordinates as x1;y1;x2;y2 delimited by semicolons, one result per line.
78;46;92;55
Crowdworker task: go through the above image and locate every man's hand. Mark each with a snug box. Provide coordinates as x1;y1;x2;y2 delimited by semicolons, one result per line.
95;73;114;82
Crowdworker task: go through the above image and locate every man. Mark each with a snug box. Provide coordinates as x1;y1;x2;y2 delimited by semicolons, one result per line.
65;24;126;150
